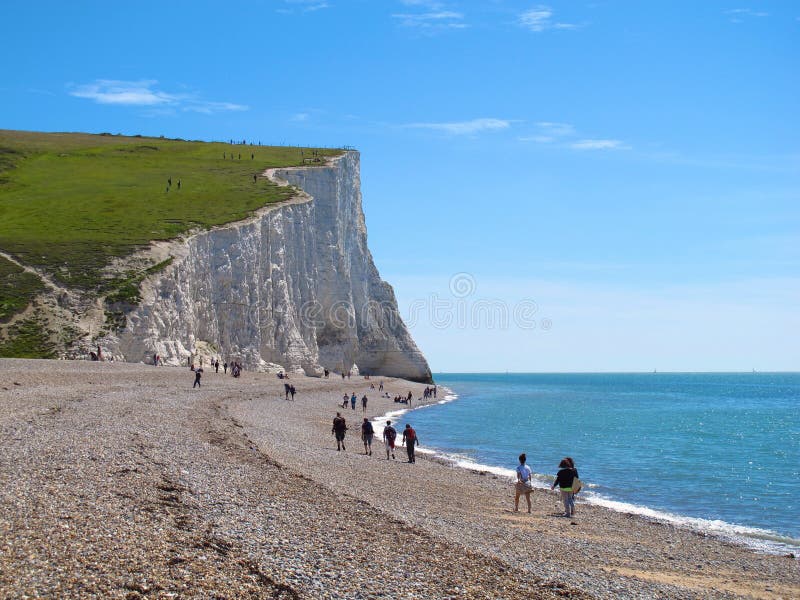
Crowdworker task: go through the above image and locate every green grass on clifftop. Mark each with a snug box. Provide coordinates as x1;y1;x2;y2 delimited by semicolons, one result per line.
0;130;342;291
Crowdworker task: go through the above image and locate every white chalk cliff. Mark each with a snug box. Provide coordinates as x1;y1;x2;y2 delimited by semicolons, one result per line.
110;152;432;383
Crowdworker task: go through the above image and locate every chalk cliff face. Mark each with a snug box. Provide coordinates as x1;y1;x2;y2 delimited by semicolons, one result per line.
111;152;432;383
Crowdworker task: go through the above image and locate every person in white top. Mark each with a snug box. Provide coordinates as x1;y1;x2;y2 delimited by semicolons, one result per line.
514;453;533;513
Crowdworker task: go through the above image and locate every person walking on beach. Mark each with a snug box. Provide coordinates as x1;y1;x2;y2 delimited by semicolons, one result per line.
514;453;533;513
402;424;418;463
193;366;203;388
361;418;374;455
350;393;357;411
289;385;296;400
361;394;368;413
383;420;397;460
223;361;228;374
332;412;348;451
341;394;349;409
551;457;580;518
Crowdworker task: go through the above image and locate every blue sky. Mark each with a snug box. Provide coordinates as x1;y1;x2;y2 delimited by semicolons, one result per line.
2;1;798;371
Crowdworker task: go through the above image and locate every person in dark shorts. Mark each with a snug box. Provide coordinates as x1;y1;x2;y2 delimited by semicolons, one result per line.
361;394;368;413
402;424;418;463
361;418;374;455
332;412;347;451
193;367;203;388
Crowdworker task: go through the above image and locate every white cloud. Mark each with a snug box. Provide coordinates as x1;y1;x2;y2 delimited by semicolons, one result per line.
393;1;466;29
519;122;630;150
392;10;467;29
535;121;575;137
406;118;511;135
570;139;627;150
291;112;310;122
281;0;330;13
519;5;577;32
68;80;248;114
726;8;769;19
70;79;175;106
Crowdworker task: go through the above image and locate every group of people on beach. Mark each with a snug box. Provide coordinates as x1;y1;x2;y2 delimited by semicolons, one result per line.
515;454;581;518
331;415;419;463
189;357;243;386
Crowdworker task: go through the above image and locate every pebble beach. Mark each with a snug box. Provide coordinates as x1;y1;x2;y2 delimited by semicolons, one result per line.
0;359;797;599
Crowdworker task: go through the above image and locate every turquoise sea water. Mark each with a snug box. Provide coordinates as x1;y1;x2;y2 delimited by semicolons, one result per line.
396;373;800;553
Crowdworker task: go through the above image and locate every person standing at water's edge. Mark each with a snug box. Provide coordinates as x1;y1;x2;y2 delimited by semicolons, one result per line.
332;412;347;451
514;453;533;513
402;424;418;463
551;458;579;518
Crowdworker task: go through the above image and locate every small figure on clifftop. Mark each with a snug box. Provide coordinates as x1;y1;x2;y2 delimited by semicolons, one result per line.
253;174;257;183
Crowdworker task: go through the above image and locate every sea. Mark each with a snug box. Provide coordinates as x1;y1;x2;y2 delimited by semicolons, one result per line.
378;372;800;555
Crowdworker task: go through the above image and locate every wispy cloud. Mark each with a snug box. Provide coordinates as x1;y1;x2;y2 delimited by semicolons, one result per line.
68;79;248;114
518;121;575;142
519;5;578;32
392;10;467;29
393;1;466;30
570;139;628;150
290;112;310;122
519;122;629;151
725;8;769;23
279;0;330;13
406;117;512;135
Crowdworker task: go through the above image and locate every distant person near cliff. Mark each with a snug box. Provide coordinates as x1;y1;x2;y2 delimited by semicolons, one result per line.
332;412;347;451
193;367;203;388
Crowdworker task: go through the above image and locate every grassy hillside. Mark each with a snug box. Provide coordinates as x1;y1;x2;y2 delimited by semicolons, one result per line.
0;130;341;290
0;129;342;357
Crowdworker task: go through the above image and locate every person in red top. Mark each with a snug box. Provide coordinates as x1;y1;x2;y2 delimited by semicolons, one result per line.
402;424;418;463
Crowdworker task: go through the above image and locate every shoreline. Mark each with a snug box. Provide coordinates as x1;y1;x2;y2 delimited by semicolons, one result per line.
378;387;800;557
1;359;798;599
